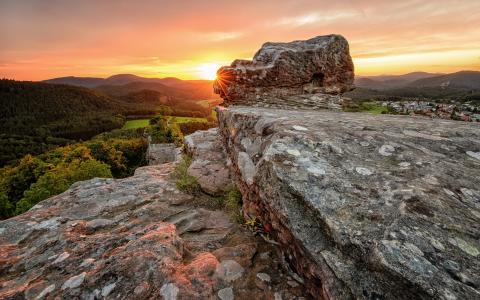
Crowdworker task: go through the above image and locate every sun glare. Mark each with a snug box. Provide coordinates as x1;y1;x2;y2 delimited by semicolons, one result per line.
197;63;220;80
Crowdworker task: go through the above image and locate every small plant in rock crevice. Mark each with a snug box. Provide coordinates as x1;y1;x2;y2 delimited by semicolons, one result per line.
224;186;244;223
171;155;200;194
207;185;244;223
244;214;279;245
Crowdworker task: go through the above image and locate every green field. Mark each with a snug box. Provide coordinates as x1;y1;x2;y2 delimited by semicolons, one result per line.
360;102;389;114
123;116;207;130
344;101;390;114
122;119;150;129
166;116;207;123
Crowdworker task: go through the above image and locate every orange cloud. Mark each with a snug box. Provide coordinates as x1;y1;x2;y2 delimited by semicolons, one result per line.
1;0;479;80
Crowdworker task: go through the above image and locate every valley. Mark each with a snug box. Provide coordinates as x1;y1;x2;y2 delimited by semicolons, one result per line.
0;75;220;220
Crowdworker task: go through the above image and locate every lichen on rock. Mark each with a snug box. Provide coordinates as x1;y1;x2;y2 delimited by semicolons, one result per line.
217;106;480;299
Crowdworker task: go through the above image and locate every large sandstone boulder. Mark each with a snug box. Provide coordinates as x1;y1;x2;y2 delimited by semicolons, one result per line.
0;163;309;299
217;106;480;299
184;128;232;195
213;34;354;108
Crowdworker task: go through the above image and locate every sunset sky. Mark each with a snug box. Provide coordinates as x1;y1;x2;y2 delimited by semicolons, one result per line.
1;0;479;81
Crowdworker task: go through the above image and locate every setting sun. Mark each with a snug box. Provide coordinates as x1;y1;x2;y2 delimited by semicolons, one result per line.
196;63;221;80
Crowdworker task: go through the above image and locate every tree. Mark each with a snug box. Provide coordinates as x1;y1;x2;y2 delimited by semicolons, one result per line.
16;159;112;214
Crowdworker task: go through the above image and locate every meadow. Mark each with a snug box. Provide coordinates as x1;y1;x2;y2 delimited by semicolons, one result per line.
122;119;150;129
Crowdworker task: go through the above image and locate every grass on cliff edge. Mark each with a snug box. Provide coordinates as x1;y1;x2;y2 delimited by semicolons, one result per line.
171;155;200;194
343;101;392;114
212;186;244;223
171;155;244;223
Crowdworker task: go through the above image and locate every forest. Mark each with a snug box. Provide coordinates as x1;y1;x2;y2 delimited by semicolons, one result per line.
0;79;218;166
0;127;148;219
0;78;219;219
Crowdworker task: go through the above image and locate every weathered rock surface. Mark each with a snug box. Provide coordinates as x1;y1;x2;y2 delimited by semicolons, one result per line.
147;142;180;165
184;128;232;195
0;159;308;299
217;106;480;299
213;35;354;108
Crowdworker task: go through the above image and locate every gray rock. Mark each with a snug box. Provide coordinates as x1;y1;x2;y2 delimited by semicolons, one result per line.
215;260;245;282
35;284;55;300
101;282;116;297
237;152;256;185
61;272;86;290
160;283;179;300
217;287;234;300
85;218;113;231
466;150;480;161
217;106;480;299
52;252;70;264
147;142;180;165
256;272;271;283
184;128;232;195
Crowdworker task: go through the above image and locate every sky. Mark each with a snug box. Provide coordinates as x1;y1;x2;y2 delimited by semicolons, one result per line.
1;0;480;81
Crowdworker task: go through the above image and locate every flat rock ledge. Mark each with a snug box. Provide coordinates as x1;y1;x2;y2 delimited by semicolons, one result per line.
0;162;309;299
217;106;480;299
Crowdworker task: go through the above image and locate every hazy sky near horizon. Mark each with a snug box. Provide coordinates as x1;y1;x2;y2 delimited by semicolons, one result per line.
1;0;480;80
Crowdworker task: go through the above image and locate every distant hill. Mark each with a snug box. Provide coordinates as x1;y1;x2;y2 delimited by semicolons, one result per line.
347;71;480;103
0;79;128;165
0;79;126;138
44;74;159;87
43;76;105;88
364;72;442;82
43;74;217;99
96;81;195;99
355;72;442;89
352;70;480;102
408;71;480;89
354;77;384;89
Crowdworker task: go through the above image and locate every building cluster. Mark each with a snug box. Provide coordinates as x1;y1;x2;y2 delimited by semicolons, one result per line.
382;100;480;122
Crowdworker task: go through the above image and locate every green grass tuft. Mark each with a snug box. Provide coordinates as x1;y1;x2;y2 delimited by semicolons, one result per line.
224;186;244;223
172;155;200;194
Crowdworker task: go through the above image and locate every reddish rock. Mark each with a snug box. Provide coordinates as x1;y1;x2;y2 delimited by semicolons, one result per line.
214;34;355;108
0;162;310;299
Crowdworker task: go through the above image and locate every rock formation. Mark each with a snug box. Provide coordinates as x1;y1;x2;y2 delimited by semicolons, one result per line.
216;105;480;299
0;160;309;299
146;141;180;165
213;34;480;299
184;128;232;195
213;34;354;109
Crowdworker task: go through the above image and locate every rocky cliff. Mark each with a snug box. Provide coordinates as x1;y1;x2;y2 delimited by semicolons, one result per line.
211;34;479;299
217;106;480;299
0;160;309;299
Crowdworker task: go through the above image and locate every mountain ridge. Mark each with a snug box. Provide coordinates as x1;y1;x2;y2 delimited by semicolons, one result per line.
45;70;480;92
43;74;213;88
355;70;480;90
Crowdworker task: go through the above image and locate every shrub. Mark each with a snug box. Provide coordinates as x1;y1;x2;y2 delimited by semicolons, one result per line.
0;131;147;219
85;138;147;178
15;159;112;214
